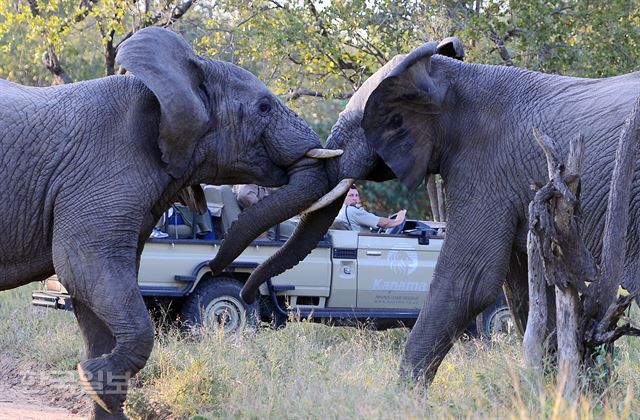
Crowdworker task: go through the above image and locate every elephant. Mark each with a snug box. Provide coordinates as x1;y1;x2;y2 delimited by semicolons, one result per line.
0;27;339;418
232;37;640;386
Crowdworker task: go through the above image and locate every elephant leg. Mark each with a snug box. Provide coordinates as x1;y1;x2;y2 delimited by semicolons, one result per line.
73;299;127;420
53;242;154;416
401;207;516;385
504;248;558;346
503;249;529;335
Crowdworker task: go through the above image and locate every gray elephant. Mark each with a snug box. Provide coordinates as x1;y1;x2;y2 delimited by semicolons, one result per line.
231;38;640;385
0;27;338;418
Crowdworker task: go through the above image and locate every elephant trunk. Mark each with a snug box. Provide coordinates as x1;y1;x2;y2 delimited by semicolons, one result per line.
237;139;380;303
240;196;345;303
208;158;329;275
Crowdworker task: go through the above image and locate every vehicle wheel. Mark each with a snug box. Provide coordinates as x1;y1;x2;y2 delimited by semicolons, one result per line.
181;277;259;333
483;304;514;337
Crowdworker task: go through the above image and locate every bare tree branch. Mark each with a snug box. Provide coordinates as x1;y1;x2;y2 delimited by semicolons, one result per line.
42;47;73;84
489;31;513;66
114;0;195;51
280;88;353;101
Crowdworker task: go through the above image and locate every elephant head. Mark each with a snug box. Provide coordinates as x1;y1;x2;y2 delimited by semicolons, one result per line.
360;39;464;190
236;38;464;303
116;28;338;269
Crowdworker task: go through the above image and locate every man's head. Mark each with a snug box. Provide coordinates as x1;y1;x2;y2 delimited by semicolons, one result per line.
344;185;361;207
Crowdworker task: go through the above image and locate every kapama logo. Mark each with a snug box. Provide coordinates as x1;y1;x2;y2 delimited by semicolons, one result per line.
387;248;419;276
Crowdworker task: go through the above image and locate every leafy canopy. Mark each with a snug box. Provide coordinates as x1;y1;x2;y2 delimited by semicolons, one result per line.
1;0;638;217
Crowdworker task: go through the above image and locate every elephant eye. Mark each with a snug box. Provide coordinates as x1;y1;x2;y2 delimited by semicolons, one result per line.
259;101;272;115
390;114;403;129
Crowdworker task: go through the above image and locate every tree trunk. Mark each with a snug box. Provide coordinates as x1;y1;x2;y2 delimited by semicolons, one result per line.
523;228;548;373
551;136;585;400
527;132;587;399
436;175;447;222
426;175;440;222
526;96;640;395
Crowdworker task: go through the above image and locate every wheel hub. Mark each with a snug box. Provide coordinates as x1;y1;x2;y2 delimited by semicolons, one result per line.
204;296;246;333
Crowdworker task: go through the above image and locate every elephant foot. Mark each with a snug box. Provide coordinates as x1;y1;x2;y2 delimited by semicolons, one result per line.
78;357;130;415
399;351;438;389
90;402;129;420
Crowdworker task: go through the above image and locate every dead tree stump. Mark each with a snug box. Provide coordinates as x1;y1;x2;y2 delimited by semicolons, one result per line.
523;229;548;372
524;95;640;397
526;132;592;398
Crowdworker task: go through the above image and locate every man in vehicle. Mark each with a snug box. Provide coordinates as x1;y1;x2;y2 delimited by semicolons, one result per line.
331;185;406;232
233;184;272;209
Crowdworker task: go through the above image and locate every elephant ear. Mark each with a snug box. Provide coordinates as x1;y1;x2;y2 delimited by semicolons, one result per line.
436;37;465;61
116;27;209;178
361;38;464;190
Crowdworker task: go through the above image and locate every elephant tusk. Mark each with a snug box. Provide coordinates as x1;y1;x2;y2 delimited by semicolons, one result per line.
301;178;355;215
305;148;344;159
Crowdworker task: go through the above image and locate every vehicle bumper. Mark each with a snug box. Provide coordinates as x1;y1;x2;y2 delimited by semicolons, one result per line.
31;291;73;311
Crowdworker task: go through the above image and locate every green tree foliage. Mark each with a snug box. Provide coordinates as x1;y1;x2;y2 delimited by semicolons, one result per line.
456;0;640;76
188;0;639;220
1;1;638;219
0;0;195;85
190;1;445;98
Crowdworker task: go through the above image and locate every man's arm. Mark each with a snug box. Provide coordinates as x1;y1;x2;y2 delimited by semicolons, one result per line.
376;209;407;228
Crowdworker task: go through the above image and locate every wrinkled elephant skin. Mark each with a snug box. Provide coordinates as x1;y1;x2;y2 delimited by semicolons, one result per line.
361;43;639;384
299;38;640;386
0;27;329;418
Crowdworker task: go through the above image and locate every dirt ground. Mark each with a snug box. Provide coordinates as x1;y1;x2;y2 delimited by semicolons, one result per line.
0;354;90;419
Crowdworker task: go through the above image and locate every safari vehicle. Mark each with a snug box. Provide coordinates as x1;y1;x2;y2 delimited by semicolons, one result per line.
33;186;511;336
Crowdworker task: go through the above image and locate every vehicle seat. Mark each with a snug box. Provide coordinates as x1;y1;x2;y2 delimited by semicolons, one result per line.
268;217;299;241
165;205;196;239
166;223;193;239
203;185;242;233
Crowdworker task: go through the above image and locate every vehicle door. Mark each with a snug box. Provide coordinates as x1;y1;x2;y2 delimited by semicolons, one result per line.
356;232;441;309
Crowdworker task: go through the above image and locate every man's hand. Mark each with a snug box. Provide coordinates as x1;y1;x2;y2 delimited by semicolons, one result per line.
378;209;407;228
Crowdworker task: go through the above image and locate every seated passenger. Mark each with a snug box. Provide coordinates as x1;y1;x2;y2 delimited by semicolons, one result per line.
331;185;406;232
233;184;288;240
233;184;272;210
153;204;214;239
151;185;215;239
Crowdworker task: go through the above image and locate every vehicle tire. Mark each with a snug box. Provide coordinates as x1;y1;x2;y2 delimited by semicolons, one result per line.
482;303;514;337
181;277;259;333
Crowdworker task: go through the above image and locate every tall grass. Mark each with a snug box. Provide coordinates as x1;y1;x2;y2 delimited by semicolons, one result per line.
0;284;82;370
2;285;639;419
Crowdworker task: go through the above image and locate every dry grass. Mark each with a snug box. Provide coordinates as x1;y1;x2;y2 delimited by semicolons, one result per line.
0;284;82;370
2;285;640;419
